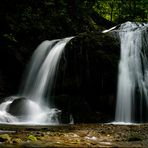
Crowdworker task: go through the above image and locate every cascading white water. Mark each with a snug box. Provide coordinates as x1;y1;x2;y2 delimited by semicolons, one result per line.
115;22;148;123
0;37;73;124
19;39;59;99
20;37;73;105
0;98;18;123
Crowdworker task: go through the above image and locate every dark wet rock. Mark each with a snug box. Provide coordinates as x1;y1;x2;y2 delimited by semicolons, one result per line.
54;32;120;123
7;97;29;117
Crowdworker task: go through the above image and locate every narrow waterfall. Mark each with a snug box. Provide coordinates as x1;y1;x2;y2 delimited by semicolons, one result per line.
115;22;148;123
20;37;73;105
0;37;73;124
19;39;59;102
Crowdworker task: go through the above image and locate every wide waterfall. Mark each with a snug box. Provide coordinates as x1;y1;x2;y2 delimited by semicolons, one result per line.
115;22;148;123
0;37;73;124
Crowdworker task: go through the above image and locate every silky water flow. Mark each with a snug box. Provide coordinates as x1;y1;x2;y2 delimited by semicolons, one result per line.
0;37;73;124
115;22;148;123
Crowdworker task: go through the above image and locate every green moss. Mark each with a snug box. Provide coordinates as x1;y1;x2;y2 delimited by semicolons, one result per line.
12;138;23;144
27;135;37;141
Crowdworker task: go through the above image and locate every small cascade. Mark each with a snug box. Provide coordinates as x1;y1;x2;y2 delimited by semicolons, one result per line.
70;114;74;124
0;37;73;124
114;22;148;123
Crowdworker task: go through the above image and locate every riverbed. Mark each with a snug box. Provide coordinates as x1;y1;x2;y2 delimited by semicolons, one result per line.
0;123;148;147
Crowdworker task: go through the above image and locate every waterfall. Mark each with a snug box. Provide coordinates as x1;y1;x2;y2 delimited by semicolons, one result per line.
0;37;73;124
115;22;148;123
20;37;73;105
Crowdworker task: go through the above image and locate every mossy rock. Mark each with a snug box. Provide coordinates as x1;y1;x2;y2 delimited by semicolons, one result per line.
12;138;23;144
27;135;37;141
127;133;143;141
0;134;11;143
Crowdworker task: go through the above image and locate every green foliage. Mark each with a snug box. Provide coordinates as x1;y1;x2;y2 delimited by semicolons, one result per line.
93;0;148;23
3;33;17;43
0;0;147;57
0;0;98;50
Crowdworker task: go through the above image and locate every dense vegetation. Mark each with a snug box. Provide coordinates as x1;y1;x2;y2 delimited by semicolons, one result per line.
94;0;148;22
0;0;147;51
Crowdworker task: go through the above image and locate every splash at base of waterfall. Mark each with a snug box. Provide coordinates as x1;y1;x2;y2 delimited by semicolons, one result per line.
0;96;61;125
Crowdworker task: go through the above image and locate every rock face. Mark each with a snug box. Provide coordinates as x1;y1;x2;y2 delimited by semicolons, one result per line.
53;32;120;123
0;42;24;98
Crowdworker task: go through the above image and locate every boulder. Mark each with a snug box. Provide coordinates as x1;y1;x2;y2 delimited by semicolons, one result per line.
53;31;120;122
7;97;29;117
